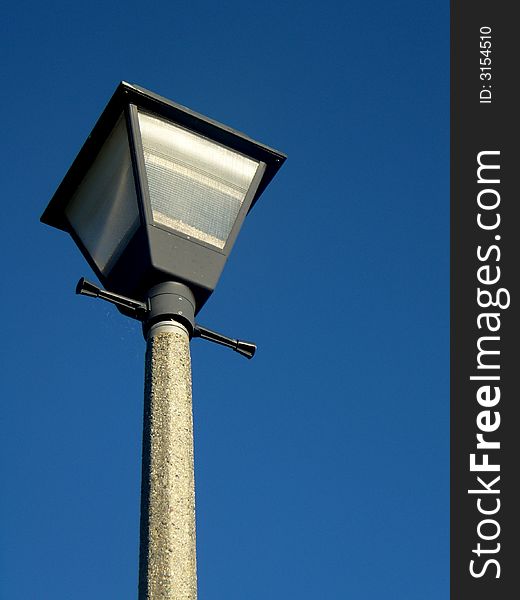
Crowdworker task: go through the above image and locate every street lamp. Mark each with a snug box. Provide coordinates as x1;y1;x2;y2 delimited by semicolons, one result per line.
41;82;285;599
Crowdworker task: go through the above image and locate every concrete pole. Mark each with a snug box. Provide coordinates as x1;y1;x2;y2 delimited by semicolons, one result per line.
138;320;197;600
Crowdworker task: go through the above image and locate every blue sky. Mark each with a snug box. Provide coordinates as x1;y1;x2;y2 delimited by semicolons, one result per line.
1;1;448;598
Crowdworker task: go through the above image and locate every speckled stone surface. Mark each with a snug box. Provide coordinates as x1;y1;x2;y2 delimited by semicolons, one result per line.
139;325;197;600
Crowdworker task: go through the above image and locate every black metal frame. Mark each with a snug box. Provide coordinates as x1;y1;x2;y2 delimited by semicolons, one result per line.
40;82;286;311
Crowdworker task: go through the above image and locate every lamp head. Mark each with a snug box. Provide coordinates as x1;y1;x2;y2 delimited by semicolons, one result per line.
41;82;286;312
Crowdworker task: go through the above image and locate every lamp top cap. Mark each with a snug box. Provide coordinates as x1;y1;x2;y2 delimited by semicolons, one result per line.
41;80;286;231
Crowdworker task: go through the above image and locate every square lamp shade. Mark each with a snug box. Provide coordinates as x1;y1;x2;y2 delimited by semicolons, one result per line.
41;82;286;311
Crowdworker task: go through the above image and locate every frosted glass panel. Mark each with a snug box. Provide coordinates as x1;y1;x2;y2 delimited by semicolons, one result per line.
65;116;140;275
138;111;259;249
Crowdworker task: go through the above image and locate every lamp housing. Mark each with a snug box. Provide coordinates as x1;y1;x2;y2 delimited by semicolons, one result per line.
41;82;286;312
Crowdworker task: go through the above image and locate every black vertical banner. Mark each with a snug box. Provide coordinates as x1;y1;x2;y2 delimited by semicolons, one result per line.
451;1;519;598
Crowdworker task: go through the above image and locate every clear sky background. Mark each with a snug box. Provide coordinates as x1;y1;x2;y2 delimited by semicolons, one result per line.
1;1;448;598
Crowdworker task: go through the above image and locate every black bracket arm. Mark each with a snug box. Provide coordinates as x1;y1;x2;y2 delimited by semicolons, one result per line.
193;325;256;359
76;278;148;319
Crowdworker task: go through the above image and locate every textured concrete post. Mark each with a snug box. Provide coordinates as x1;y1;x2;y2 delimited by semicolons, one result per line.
138;321;197;600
